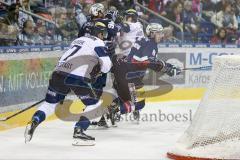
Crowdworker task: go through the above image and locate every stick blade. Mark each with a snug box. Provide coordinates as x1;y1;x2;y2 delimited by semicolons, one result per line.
0;117;7;121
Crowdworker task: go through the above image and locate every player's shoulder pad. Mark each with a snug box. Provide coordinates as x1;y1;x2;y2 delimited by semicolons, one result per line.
93;37;105;46
71;37;86;46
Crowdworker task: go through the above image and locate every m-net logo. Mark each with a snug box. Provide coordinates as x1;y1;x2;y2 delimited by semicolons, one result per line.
190;52;235;66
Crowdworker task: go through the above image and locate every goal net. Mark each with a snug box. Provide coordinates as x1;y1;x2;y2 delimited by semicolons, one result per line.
167;55;240;160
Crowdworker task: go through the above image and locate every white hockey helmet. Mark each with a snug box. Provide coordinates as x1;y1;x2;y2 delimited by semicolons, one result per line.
146;23;163;36
89;3;105;17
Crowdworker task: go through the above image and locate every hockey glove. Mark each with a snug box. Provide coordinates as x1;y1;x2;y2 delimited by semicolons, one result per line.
90;62;102;82
148;59;165;72
163;63;181;77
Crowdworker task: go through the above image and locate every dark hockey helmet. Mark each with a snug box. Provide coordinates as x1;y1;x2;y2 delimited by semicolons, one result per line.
124;9;138;22
91;21;108;39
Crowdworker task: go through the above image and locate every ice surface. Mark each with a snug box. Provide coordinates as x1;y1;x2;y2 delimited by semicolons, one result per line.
0;100;199;160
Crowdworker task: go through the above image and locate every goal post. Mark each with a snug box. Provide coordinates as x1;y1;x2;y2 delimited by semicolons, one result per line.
167;55;240;160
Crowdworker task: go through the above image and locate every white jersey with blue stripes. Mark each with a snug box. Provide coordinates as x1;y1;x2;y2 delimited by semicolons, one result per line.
55;35;112;79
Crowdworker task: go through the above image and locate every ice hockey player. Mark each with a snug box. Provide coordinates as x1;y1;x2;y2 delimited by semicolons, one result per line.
118;9;145;56
78;3;105;37
78;4;123;128
78;3;120;43
24;21;112;146
111;23;181;120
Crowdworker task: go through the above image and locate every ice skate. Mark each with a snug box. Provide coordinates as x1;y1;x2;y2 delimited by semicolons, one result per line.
72;127;95;146
24;119;39;143
107;103;120;127
132;110;140;124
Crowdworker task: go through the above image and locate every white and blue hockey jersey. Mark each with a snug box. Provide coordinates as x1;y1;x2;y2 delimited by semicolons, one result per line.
55;36;112;80
118;22;145;55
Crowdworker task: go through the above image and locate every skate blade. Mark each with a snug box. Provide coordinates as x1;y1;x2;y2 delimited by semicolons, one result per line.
90;126;109;130
111;123;118;127
131;118;140;125
88;124;98;130
88;124;109;130
72;139;95;146
131;120;140;125
24;124;32;143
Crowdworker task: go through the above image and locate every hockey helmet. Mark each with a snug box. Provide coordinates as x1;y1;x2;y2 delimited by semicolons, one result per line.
146;23;164;43
91;21;108;39
89;3;105;17
146;23;163;36
124;9;138;22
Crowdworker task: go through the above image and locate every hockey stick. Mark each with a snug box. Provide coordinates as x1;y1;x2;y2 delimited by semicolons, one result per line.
182;66;212;71
0;99;45;122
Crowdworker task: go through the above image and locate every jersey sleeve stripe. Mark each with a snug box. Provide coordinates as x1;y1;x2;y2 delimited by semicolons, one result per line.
94;46;108;57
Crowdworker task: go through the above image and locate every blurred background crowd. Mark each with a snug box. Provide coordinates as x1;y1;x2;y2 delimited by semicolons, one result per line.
0;0;240;46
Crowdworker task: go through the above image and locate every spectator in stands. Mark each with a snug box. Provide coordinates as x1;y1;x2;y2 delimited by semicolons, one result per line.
147;0;167;23
148;0;167;24
210;27;228;44
0;22;18;46
135;4;149;21
108;0;134;12
73;0;87;29
215;0;230;12
165;1;183;27
17;19;39;46
50;7;67;43
19;0;35;29
192;0;201;17
235;0;240;14
54;7;78;44
233;0;240;29
211;2;238;31
0;3;20;46
0;2;7;10
1;3;20;29
148;0;166;16
35;19;54;45
85;0;96;4
164;1;183;38
235;32;240;44
164;0;174;13
162;25;175;42
183;1;199;36
3;0;18;5
202;0;215;21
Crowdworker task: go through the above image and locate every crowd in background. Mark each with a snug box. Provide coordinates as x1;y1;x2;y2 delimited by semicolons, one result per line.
1;0;240;46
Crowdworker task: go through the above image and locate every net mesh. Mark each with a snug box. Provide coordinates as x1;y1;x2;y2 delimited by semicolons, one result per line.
169;55;240;159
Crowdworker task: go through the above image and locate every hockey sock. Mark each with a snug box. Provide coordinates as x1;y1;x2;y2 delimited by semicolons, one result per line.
75;116;90;131
120;101;135;114
134;100;145;111
32;110;46;124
